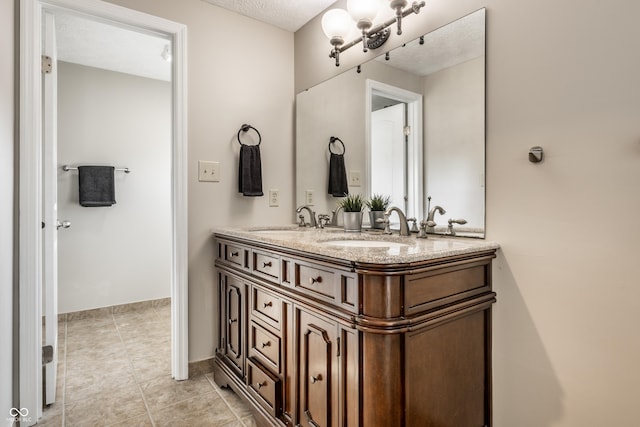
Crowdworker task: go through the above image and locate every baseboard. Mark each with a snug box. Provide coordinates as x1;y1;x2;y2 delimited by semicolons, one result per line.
60;297;171;321
188;358;213;377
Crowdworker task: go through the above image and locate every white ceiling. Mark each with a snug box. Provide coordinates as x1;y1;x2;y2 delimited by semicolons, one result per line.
54;12;172;82
200;0;338;32
374;9;484;77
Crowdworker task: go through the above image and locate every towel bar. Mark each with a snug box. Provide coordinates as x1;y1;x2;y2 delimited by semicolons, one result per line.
62;165;130;173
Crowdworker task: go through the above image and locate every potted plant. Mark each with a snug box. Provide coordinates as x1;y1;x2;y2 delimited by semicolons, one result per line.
339;194;365;232
366;194;391;229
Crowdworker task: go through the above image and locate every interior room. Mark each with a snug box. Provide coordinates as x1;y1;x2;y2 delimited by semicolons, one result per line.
2;0;639;426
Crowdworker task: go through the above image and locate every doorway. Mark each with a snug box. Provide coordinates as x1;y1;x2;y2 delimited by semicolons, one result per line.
366;79;423;223
19;1;187;424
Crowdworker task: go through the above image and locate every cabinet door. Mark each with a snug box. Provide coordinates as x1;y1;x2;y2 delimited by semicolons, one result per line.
224;274;246;378
298;308;339;427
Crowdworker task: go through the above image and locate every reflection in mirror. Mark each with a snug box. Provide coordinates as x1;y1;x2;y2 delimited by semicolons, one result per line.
296;8;485;237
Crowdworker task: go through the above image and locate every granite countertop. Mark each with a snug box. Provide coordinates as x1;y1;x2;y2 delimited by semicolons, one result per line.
213;225;499;265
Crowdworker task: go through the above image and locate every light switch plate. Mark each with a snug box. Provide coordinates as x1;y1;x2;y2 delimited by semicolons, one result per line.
198;160;219;182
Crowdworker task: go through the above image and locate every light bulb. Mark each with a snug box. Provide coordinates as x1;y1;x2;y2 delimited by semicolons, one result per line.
347;0;381;28
322;9;353;44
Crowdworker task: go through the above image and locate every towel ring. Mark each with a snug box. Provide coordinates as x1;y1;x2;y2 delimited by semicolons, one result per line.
328;136;345;155
237;124;261;146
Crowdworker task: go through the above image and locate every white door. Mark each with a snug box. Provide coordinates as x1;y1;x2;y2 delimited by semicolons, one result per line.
42;11;60;405
371;103;406;212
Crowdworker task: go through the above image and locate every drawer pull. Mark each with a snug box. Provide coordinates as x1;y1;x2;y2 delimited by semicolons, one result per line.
262;261;272;268
261;341;271;349
256;381;266;389
229;251;239;257
262;301;273;308
310;374;322;384
309;276;322;285
228;318;238;325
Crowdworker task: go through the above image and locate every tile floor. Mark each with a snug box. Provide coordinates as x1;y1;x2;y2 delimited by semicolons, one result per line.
39;301;255;426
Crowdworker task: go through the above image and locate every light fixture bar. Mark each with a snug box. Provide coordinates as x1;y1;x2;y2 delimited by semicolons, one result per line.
328;0;426;66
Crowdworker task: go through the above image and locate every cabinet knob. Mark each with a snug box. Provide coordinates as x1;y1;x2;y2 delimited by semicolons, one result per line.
228;318;238;325
256;381;266;389
261;341;271;348
262;261;272;268
310;374;322;384
230;251;239;257
309;276;322;285
262;301;273;308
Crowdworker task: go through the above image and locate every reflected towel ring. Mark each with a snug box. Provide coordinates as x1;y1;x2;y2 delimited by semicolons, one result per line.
237;124;261;146
328;136;345;155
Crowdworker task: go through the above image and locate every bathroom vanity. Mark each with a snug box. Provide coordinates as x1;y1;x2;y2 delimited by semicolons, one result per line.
212;227;498;427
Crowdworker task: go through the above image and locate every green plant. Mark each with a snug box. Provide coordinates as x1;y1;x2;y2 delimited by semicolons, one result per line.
339;194;365;212
366;194;391;211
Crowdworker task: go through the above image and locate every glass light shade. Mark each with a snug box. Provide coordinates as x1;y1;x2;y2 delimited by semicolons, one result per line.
347;0;381;22
322;9;353;41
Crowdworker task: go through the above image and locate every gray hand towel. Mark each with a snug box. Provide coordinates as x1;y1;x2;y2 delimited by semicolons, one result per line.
328;152;349;197
238;145;263;197
78;166;116;207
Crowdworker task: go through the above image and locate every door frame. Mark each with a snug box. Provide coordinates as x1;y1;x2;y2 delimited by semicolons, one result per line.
19;0;188;422
365;79;423;220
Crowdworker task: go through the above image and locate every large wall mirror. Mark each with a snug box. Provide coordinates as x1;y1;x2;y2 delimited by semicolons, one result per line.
296;8;485;237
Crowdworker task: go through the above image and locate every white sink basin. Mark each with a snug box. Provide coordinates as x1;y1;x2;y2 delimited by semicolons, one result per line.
321;240;409;248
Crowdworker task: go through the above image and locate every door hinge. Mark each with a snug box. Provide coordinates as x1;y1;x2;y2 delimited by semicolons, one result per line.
41;55;52;74
403;125;411;136
42;345;53;365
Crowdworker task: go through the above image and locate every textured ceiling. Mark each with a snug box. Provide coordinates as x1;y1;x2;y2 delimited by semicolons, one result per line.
55;12;171;82
200;0;338;32
374;10;484;77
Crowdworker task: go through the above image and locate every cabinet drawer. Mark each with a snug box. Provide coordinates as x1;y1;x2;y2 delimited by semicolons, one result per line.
294;262;336;300
252;286;282;330
247;358;282;417
224;243;247;268
249;321;281;373
252;250;280;282
405;262;490;315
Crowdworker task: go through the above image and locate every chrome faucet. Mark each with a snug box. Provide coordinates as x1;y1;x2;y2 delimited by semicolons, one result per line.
296;205;317;228
382;206;412;236
426;205;446;233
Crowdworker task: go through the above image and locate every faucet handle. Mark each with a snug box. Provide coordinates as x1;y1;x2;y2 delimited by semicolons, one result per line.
376;214;392;235
447;218;467;236
407;218;418;233
298;214;307;227
317;214;330;229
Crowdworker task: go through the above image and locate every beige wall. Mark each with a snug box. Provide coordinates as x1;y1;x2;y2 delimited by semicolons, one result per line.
1;0;13;420
296;59;421;220
423;57;484;229
57;62;172;313
104;0;295;362
296;0;640;425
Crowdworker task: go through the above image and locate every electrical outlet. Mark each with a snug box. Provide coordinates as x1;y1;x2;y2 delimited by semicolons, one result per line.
305;190;314;205
269;189;280;207
349;170;361;187
198;160;220;182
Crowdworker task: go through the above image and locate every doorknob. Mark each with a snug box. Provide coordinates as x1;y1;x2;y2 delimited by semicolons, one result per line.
56;220;71;230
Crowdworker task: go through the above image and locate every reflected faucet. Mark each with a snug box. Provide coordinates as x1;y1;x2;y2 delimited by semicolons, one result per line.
330;205;344;227
296;205;317;228
383;206;411;236
426;205;446;233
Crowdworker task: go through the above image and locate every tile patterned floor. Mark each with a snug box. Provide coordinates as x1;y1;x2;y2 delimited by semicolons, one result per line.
39;302;255;426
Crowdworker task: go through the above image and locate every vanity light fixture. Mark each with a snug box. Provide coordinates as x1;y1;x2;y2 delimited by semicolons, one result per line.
321;0;426;66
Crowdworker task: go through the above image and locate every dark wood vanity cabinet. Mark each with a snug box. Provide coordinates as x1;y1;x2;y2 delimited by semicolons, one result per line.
213;235;496;427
